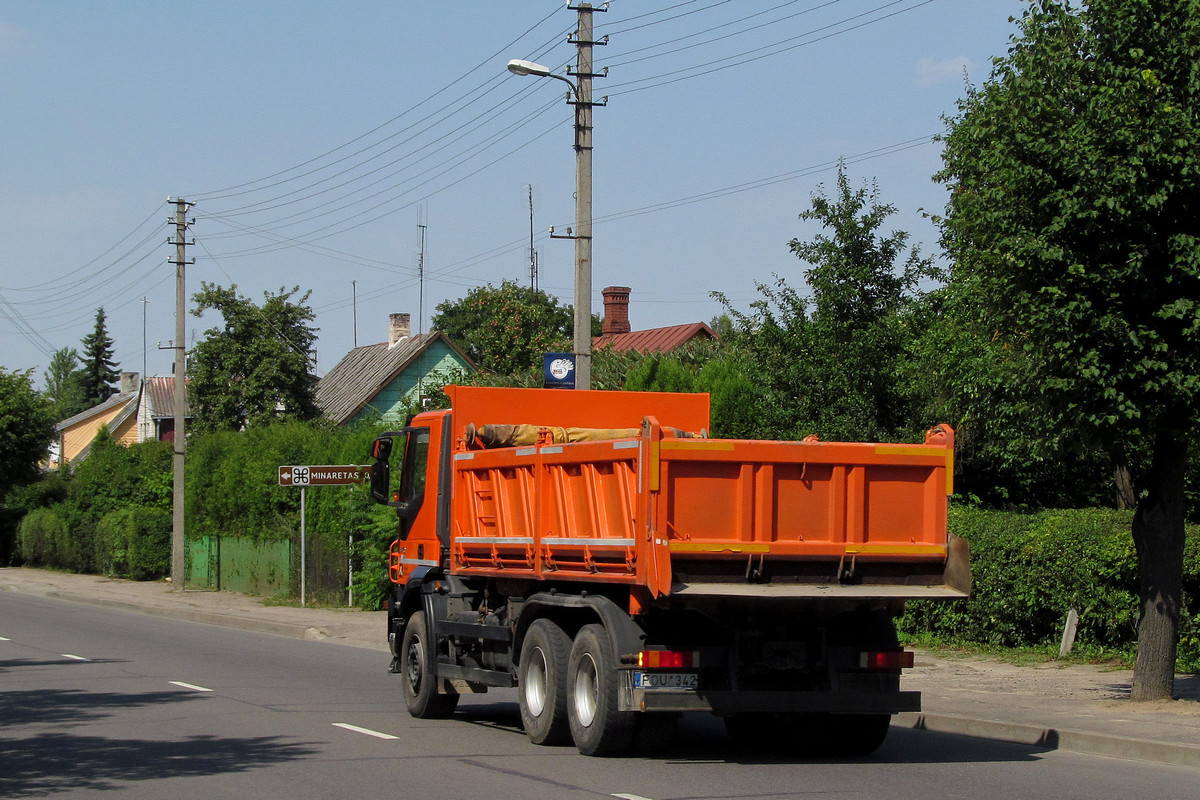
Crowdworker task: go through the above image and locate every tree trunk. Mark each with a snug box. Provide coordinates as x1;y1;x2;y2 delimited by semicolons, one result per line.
1112;445;1136;510
1129;428;1187;702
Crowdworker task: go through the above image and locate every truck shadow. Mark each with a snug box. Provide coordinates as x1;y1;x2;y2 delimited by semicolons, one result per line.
454;700;526;736
638;716;1047;765
448;703;1046;764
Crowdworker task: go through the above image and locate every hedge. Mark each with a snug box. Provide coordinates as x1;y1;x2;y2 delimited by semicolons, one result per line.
898;506;1200;671
95;507;172;580
18;508;69;568
184;420;397;606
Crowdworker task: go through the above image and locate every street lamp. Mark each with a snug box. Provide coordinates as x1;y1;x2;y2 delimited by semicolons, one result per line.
506;59;554;79
506;24;602;390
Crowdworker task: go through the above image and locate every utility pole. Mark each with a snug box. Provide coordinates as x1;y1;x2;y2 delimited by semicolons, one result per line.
140;297;149;379
168;198;194;592
352;280;358;347
507;3;605;388
528;185;538;290
417;208;427;336
569;2;604;390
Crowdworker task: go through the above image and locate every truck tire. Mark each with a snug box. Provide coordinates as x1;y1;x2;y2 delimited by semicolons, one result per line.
400;610;459;718
519;618;572;745
567;623;636;756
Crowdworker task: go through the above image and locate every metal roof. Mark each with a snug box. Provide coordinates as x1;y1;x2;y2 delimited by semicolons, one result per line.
143;376;183;418
593;322;717;354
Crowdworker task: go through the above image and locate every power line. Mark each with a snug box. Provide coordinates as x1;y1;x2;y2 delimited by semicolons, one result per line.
605;0;936;96
190;3;568;203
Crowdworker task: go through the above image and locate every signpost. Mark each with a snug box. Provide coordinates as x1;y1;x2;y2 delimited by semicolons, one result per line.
278;465;370;486
279;465;369;606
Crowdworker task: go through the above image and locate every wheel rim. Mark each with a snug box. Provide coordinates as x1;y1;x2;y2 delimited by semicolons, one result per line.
573;652;599;727
524;647;548;717
406;635;424;694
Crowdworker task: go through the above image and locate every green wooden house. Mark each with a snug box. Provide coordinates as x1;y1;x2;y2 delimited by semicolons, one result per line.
315;314;476;426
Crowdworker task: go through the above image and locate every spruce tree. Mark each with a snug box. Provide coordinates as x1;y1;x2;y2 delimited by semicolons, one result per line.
78;308;119;406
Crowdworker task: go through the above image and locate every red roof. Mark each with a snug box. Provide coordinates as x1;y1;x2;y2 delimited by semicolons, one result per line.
593;321;716;353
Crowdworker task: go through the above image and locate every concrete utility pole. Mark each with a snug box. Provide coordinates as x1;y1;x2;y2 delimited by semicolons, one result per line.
168;198;194;591
568;2;604;390
507;3;606;390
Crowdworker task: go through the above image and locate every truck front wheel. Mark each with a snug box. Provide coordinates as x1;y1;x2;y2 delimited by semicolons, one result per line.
401;610;459;718
519;618;572;745
567;623;635;756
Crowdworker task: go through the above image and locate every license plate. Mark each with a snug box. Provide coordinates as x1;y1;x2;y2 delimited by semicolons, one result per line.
634;671;699;690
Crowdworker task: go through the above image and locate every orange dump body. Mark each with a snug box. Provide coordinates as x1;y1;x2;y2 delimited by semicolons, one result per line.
410;386;960;602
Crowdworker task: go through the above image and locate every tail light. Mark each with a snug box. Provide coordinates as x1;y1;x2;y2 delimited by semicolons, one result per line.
859;650;915;670
637;650;698;669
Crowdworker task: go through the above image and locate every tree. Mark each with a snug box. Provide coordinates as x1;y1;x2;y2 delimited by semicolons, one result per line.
78;308;119;407
937;0;1200;699
623;339;772;439
431;280;598;377
722;166;937;442
43;347;87;421
0;367;56;493
189;284;320;433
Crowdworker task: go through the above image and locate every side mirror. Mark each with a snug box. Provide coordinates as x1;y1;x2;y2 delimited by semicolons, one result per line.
371;437;393;460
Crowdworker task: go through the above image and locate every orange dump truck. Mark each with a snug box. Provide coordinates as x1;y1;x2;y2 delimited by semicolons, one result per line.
369;385;969;756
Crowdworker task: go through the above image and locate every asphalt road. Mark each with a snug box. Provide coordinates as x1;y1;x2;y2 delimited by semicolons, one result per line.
3;593;1197;799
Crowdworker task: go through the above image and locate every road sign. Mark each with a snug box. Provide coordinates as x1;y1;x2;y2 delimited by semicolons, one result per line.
278;465;370;487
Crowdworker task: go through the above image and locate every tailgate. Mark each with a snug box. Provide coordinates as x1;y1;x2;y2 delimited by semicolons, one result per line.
644;420;965;598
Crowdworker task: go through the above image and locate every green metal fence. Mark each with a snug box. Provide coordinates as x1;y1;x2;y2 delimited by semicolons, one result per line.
185;534;352;604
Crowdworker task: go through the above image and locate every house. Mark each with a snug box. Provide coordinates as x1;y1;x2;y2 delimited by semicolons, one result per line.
55;372;141;466
53;372;191;467
592;286;717;353
315;313;477;426
137;375;189;443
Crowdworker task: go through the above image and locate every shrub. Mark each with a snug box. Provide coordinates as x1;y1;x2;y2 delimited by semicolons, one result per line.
18;507;67;566
96;507;171;580
899;506;1200;670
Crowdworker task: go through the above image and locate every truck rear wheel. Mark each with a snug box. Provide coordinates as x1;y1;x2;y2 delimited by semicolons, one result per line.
567;623;636;756
519;618;572;745
401;610;459;718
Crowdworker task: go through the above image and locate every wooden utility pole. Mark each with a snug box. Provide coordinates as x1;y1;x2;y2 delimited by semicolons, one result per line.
168;198;194;591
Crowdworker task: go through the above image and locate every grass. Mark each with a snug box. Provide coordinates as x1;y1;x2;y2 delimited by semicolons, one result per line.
901;631;1136;670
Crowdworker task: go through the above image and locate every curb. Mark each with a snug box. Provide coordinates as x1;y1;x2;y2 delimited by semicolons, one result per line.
895;711;1200;769
36;588;391;652
47;591;317;640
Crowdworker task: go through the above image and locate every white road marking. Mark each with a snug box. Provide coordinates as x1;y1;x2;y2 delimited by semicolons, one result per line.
613;794;657;800
169;681;213;692
0;636;10;641
332;722;399;740
61;653;90;661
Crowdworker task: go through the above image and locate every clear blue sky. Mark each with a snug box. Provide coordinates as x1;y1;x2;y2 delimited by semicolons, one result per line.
0;0;1028;384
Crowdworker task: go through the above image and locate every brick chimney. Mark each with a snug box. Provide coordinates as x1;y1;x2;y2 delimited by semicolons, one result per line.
602;286;631;336
119;371;139;394
388;313;411;348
